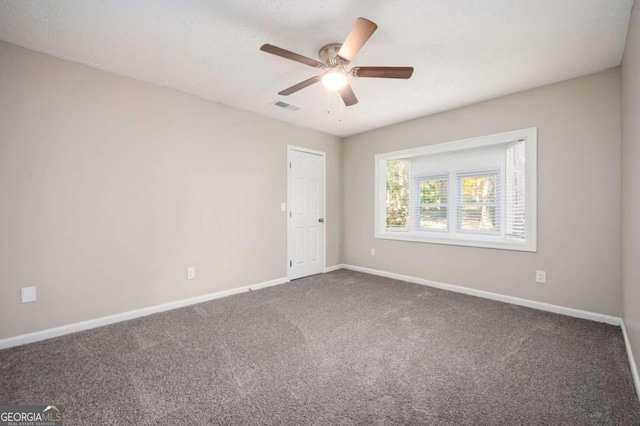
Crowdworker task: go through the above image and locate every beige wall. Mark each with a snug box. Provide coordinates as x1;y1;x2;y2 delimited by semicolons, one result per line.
0;38;629;341
622;1;640;383
342;69;622;316
0;42;342;339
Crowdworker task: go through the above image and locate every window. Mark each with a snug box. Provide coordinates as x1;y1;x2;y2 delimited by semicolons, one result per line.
375;128;537;251
414;175;449;231
386;160;410;230
505;141;526;240
457;171;500;234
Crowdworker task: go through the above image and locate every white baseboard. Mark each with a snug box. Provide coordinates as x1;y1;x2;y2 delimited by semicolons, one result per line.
621;320;640;402
339;264;621;326
324;264;344;273
1;265;625;354
0;276;289;350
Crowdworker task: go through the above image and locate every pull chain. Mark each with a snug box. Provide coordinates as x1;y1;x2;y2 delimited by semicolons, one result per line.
326;89;330;115
325;91;343;122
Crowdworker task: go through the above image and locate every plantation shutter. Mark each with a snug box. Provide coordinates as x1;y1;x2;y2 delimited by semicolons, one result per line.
505;141;526;240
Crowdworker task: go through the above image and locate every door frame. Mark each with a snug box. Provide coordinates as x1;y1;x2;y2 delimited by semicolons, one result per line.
286;145;327;281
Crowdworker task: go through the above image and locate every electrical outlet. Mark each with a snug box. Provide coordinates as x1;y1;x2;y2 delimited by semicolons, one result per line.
21;286;36;303
536;270;546;283
187;267;195;280
280;202;286;212
370;248;376;256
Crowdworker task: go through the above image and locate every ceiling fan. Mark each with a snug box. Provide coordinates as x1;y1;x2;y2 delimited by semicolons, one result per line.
260;17;414;107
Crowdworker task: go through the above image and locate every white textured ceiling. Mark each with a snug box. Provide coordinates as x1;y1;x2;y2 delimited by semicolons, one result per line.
0;0;634;137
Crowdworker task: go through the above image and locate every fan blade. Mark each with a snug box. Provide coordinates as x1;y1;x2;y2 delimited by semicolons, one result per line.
260;44;324;68
278;76;321;96
351;66;414;79
339;84;358;106
337;18;378;63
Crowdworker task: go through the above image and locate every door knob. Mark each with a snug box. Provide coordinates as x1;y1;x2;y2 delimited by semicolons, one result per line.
318;218;324;223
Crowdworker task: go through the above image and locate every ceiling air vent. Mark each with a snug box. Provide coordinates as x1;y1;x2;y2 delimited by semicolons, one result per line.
272;100;300;111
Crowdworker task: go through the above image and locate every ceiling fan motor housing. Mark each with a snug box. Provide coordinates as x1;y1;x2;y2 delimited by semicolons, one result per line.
319;43;343;65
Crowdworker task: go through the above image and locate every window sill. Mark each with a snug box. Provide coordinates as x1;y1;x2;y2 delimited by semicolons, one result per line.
375;231;537;252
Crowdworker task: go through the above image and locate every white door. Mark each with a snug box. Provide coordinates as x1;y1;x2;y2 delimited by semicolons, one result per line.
288;147;325;280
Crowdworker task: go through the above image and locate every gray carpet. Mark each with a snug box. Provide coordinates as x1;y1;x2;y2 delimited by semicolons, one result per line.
1;270;639;425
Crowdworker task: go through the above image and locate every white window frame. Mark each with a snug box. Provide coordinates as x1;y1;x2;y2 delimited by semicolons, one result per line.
374;128;537;252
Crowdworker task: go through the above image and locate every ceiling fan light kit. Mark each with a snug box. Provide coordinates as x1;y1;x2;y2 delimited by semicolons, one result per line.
260;17;414;107
321;69;348;90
